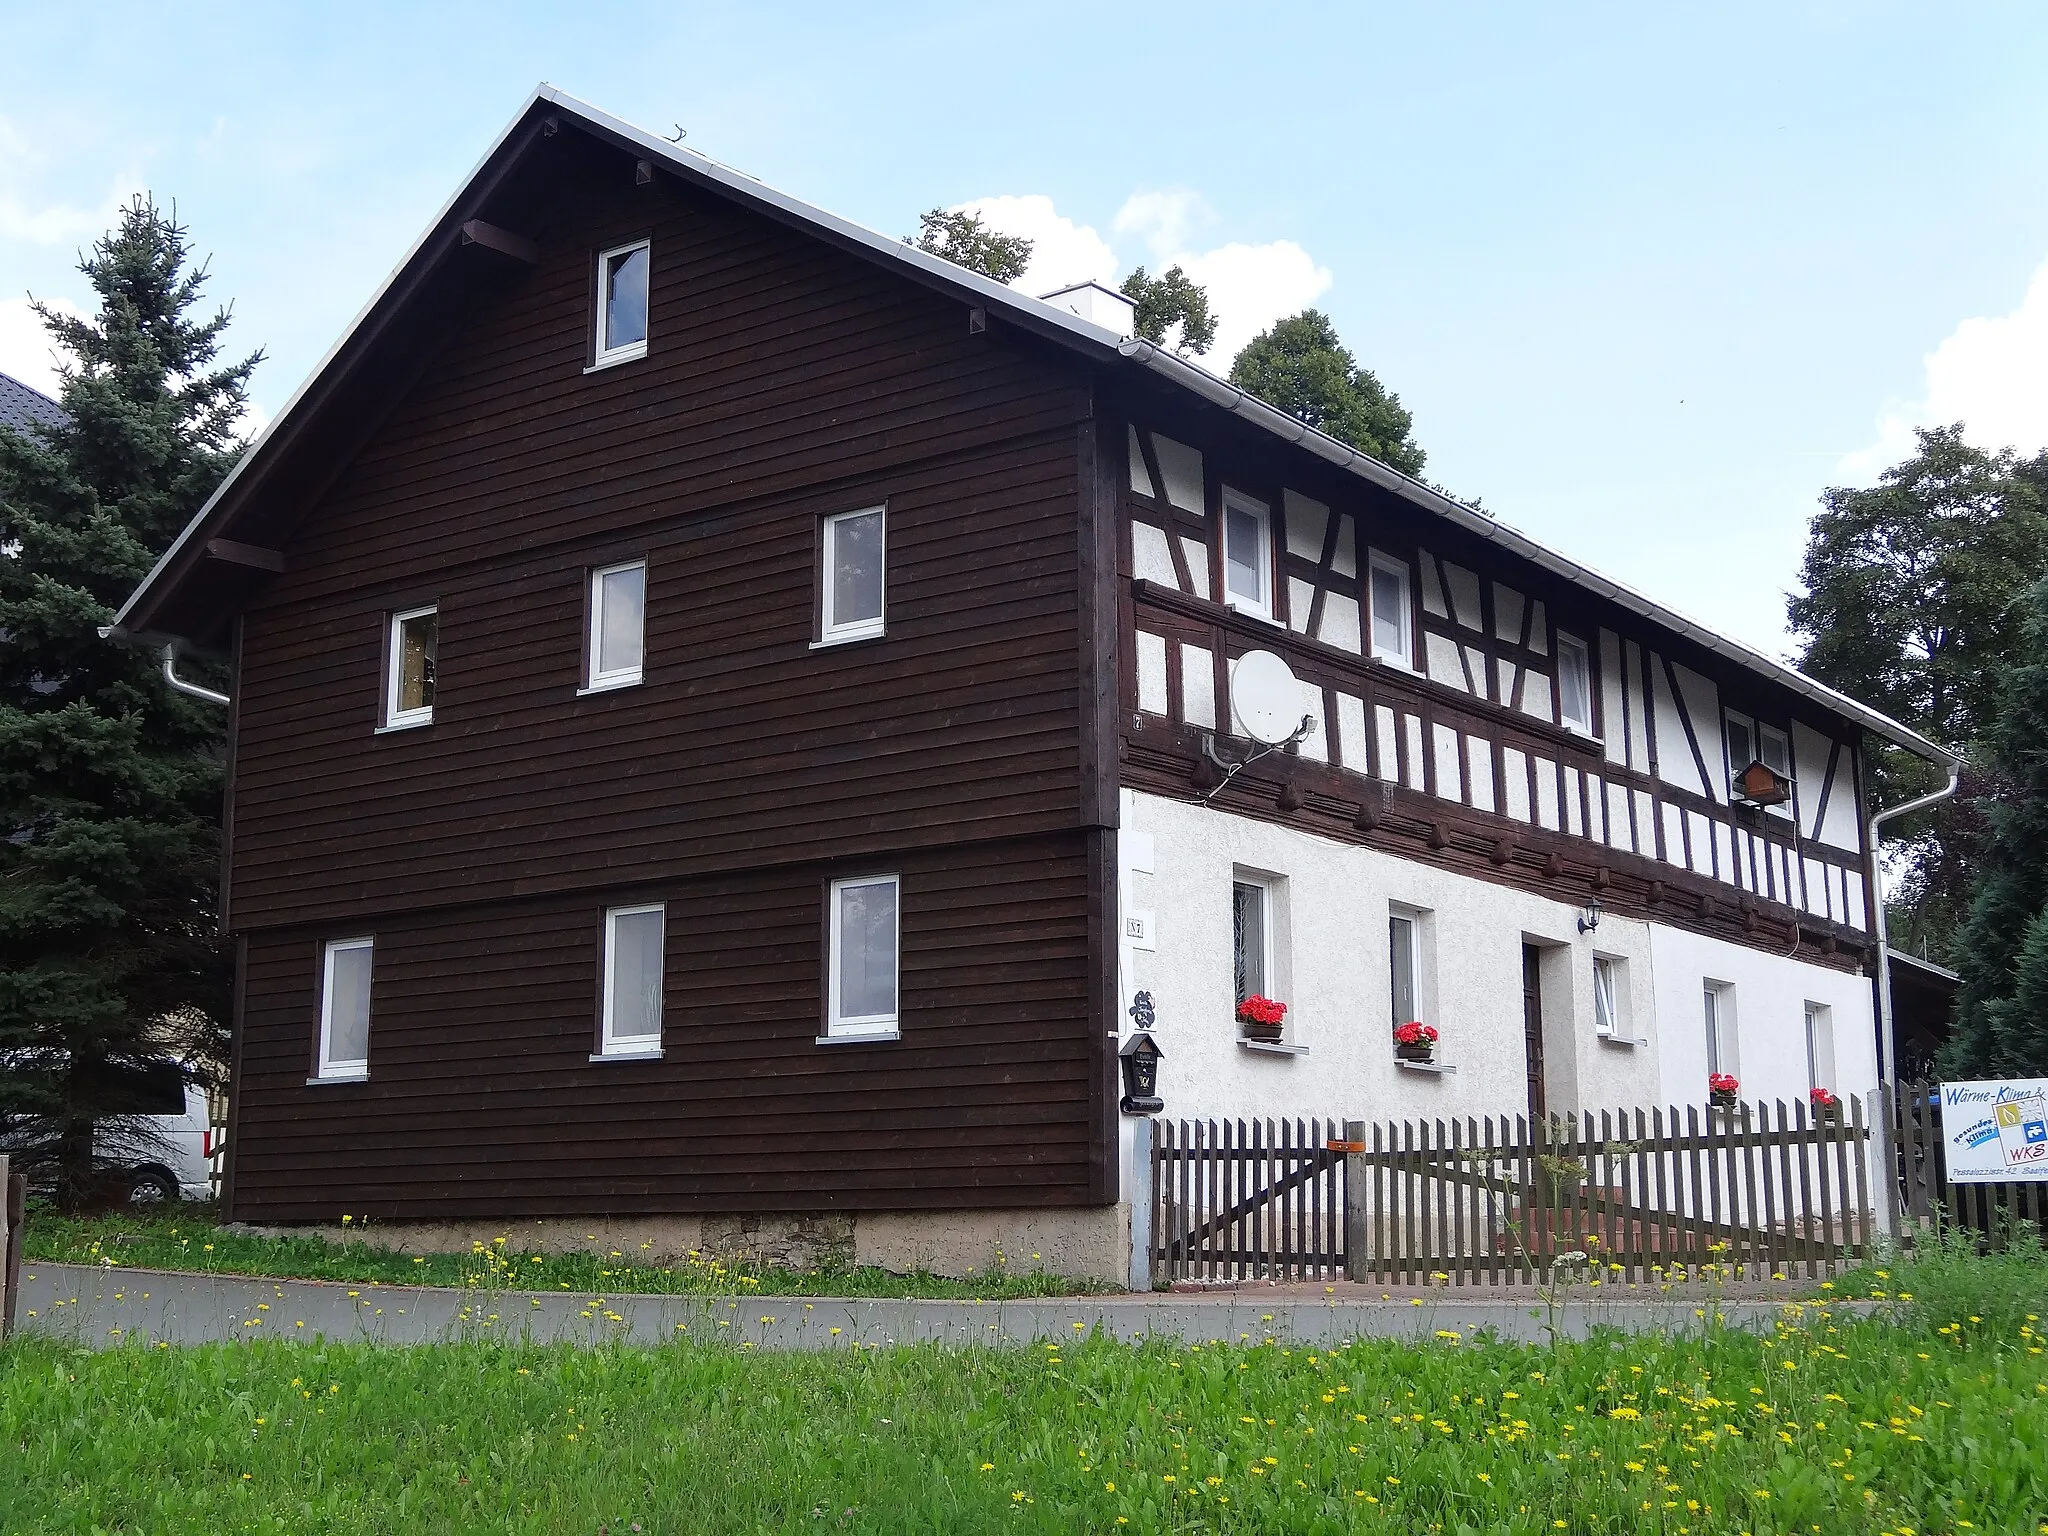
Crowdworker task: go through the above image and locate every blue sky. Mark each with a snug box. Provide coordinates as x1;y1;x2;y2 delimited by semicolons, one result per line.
3;1;2045;656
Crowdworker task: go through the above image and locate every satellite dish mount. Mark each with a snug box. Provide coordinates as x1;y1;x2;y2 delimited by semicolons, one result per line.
1199;650;1317;804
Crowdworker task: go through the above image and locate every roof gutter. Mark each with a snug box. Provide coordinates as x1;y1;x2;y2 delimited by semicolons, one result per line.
1115;339;1961;773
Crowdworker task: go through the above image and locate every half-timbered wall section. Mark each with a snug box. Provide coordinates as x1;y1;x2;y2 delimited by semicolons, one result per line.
1120;413;1870;961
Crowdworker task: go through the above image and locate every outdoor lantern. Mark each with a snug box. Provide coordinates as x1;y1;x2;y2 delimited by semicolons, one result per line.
1119;1030;1164;1115
1730;759;1793;808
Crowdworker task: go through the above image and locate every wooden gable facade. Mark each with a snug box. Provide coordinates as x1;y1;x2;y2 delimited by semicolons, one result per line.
194;113;1121;1222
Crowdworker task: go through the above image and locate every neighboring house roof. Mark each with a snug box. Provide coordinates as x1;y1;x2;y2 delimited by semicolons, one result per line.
0;369;67;436
108;85;1958;772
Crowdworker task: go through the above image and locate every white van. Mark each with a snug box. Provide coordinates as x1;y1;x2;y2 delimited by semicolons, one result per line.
2;1053;220;1204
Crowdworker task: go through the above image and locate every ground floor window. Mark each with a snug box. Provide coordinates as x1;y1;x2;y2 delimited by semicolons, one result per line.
316;937;374;1080
600;904;665;1057
1592;955;1621;1037
827;875;899;1039
1388;911;1420;1027
1804;1001;1835;1093
1232;880;1270;1003
1704;981;1739;1079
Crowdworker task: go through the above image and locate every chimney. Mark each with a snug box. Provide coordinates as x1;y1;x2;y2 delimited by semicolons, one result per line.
1037;280;1136;340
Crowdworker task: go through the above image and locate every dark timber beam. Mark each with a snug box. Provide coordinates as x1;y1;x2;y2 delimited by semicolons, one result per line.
458;220;540;264
204;538;285;572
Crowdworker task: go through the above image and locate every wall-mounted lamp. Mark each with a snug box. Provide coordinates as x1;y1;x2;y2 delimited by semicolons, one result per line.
1577;899;1603;936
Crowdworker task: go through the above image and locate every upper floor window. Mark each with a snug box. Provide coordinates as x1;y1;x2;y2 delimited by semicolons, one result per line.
819;505;886;645
1367;552;1413;668
1221;488;1272;618
599;904;665;1058
826;875;899;1039
586;560;646;692
316;937;374;1081
1557;632;1593;735
593;239;650;368
383;606;437;729
1724;708;1794;817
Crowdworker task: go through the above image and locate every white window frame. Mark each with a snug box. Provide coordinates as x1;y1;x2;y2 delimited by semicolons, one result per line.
817;505;888;646
1704;980;1738;1078
1220;487;1274;620
1592;955;1621;1037
1388;907;1422;1030
592;239;651;369
1758;722;1795;820
1557;631;1594;735
1367;550;1414;669
315;937;374;1082
598;903;666;1059
1804;1001;1836;1094
825;874;900;1041
1232;876;1275;1005
583;559;647;693
382;605;437;730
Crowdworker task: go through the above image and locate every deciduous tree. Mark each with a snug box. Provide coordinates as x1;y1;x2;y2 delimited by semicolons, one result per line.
1119;265;1216;355
1228;310;1425;478
904;209;1033;284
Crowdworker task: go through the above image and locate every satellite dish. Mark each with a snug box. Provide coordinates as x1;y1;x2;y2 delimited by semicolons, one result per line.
1231;650;1308;746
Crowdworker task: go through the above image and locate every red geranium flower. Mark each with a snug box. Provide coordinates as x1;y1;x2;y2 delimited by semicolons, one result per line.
1809;1086;1838;1108
1708;1072;1739;1095
1236;995;1287;1027
1393;1021;1439;1045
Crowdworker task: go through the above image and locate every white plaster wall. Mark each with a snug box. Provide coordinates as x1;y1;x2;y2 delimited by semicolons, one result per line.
1647;926;1876;1111
1115;790;1877;1186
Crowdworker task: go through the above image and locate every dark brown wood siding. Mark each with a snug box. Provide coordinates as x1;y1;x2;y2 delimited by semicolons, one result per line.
220;146;1117;1219
230;833;1101;1220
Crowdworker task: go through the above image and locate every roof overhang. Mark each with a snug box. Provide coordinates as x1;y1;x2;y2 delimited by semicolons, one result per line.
107;86;1958;773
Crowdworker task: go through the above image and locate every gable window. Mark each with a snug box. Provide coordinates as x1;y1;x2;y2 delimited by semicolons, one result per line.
1557;632;1594;735
599;904;665;1058
1389;909;1421;1028
1804;1001;1836;1094
826;875;899;1039
1592;955;1621;1037
585;560;646;692
1221;489;1272;618
1724;708;1794;817
1368;552;1413;667
383;606;437;729
818;506;886;645
592;239;650;368
315;937;374;1081
1704;981;1738;1078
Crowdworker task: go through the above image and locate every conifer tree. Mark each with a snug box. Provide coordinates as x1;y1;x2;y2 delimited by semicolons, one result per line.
1944;576;2048;1077
0;196;258;1205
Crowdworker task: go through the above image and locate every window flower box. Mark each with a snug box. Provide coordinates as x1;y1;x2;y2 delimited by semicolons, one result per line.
1394;1021;1438;1063
1708;1072;1740;1112
1237;994;1287;1043
1809;1086;1840;1123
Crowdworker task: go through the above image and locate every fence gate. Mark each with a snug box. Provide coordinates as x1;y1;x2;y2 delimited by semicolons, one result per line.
1148;1099;1874;1286
1150;1118;1348;1281
1351;1099;1873;1285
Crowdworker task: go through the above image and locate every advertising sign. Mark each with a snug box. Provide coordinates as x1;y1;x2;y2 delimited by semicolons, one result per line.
1939;1079;2048;1183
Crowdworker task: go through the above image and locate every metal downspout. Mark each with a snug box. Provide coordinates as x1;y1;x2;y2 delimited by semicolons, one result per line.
1867;761;1962;1236
160;644;231;708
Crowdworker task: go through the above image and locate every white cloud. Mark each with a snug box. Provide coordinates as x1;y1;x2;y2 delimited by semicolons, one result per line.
954;194;1118;296
1840;255;2048;479
0;294;82;398
956;188;1334;367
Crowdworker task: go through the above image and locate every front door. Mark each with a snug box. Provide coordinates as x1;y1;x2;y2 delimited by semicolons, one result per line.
1521;944;1547;1125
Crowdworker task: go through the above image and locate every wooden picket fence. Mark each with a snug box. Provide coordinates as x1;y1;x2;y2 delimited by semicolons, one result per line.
1150;1098;1874;1285
1150;1118;1348;1282
1891;1083;2048;1246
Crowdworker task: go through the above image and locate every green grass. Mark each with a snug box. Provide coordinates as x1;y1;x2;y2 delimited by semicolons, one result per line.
1833;1222;2048;1335
20;1208;1110;1301
5;1305;2045;1533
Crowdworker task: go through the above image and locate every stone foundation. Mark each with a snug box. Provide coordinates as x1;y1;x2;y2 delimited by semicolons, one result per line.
242;1204;1132;1286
